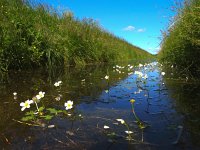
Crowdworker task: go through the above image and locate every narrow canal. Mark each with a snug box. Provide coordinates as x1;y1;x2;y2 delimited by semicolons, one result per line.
0;62;199;149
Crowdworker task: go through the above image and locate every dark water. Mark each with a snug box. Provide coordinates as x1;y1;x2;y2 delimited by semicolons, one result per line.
0;62;199;150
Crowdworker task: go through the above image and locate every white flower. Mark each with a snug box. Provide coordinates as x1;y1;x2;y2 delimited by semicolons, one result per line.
13;92;17;96
129;66;133;69
105;90;109;93
104;125;110;129
54;81;62;87
142;74;148;79
135;71;143;77
36;91;45;100
116;119;125;124
161;72;165;76
125;131;133;134
65;100;73;110
138;64;143;67
54;82;59;87
20;99;33;111
128;72;133;75
105;75;109;80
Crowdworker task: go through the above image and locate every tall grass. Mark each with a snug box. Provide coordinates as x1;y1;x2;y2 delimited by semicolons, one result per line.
0;0;152;72
158;0;200;78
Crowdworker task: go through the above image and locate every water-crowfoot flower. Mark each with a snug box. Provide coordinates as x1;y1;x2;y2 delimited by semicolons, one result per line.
104;125;110;129
134;71;143;78
142;74;148;79
36;91;45;100
54;82;59;87
13;92;17;100
20;99;33;111
13;92;17;96
116;119;125;124
67;113;72;116
54;81;62;87
65;100;73;110
105;90;109;93
125;131;133;134
161;72;165;76
138;64;143;67
105;75;109;80
128;72;133;75
129;66;133;69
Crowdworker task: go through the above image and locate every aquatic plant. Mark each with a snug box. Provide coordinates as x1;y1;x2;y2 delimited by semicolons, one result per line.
130;99;147;129
16;81;81;127
116;119;133;141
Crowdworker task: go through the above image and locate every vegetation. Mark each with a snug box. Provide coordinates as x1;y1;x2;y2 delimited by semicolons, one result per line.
0;0;152;72
158;0;200;78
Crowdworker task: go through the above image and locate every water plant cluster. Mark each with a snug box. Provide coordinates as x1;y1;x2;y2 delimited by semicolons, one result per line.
158;0;200;78
15;62;167;145
0;0;153;72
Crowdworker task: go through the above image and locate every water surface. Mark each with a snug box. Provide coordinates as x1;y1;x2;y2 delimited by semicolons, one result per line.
0;62;199;149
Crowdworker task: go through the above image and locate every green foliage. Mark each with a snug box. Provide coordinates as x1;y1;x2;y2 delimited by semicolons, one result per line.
21;111;36;121
158;0;200;78
21;107;66;122
0;0;152;72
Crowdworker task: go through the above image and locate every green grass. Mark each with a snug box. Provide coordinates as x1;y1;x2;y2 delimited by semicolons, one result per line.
0;0;153;72
158;0;200;78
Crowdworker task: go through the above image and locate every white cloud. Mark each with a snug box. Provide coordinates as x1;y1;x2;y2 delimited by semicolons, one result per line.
147;47;160;54
155;47;161;52
123;26;135;31
137;28;146;32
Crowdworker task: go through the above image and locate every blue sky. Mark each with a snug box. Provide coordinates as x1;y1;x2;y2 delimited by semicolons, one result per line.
36;0;175;54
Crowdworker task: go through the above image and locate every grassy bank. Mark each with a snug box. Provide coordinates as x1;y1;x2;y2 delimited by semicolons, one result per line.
0;0;153;72
158;0;200;78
